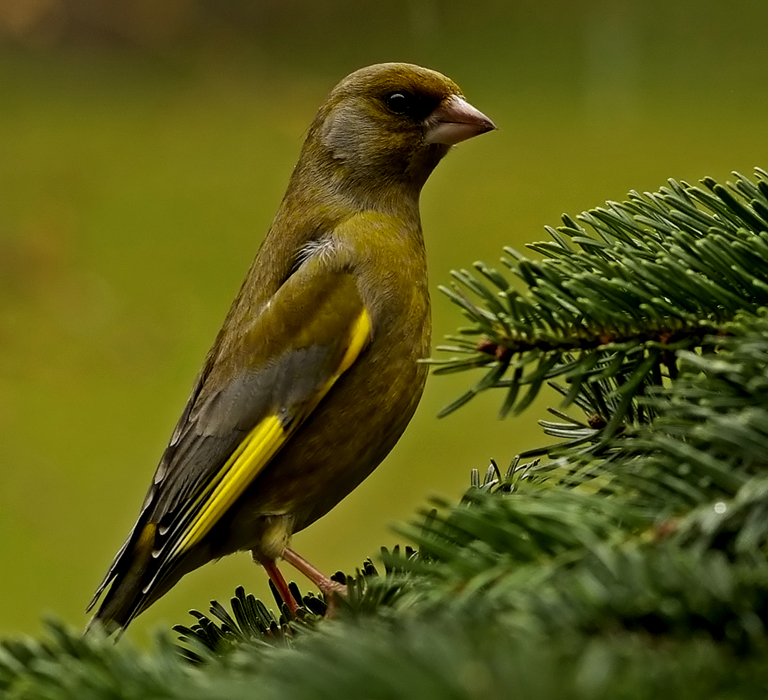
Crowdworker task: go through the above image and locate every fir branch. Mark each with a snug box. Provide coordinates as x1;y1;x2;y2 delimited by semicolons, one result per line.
173;551;418;660
434;168;768;422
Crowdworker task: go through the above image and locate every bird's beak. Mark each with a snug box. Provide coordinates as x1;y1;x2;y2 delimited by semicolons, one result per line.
424;96;496;146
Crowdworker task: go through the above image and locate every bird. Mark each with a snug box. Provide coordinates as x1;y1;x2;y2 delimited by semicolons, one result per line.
87;62;495;631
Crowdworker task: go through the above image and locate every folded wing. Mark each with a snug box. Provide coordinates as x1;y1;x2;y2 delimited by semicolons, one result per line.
88;258;371;629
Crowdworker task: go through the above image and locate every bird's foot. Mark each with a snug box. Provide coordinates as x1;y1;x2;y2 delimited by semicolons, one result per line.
282;547;347;616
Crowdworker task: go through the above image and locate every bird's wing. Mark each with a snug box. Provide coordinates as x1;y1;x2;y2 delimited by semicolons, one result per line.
88;256;370;624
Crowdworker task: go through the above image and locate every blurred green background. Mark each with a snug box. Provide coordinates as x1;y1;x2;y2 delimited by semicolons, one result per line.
0;0;766;643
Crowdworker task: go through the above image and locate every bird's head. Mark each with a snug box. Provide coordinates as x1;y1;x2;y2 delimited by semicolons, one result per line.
296;63;496;209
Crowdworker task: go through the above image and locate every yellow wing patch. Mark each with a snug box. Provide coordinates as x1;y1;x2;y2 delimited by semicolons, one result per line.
173;416;285;556
171;308;371;558
330;305;371;379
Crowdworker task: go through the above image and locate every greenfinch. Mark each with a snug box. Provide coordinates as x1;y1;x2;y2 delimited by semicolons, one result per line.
87;62;495;630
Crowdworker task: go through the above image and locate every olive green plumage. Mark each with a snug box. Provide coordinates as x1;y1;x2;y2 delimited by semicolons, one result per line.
88;62;495;630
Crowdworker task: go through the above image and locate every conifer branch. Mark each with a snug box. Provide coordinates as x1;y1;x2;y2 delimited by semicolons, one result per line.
433;169;768;423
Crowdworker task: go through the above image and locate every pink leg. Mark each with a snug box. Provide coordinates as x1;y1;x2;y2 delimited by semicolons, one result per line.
260;557;300;615
282;547;348;598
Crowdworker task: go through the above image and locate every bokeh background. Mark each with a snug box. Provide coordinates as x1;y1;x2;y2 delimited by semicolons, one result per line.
1;0;766;642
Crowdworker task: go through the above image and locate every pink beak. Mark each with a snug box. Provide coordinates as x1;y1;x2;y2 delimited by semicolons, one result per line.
425;95;496;146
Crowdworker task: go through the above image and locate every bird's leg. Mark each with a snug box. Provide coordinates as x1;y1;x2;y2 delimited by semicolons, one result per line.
254;553;300;616
281;547;347;612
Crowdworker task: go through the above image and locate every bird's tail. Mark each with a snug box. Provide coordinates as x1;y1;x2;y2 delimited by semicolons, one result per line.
85;523;157;633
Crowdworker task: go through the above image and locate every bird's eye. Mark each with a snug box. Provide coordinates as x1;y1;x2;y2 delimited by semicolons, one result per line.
385;92;414;115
